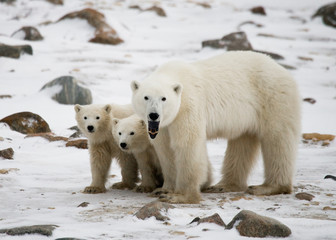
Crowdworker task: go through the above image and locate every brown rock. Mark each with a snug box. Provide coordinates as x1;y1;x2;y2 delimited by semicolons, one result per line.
0;112;51;134
202;32;253;51
0;168;19;174
251;6;266;16
323;206;336;211
11;26;43;41
226;210;291;238
190;213;226;227
303;98;316;104
145;6;167;17
25;133;68;142
302;133;335;141
135;201;175;221
295;192;315;201
0;148;14;160
77;202;89;207
58;8;123;45
0;43;33;59
66;139;88;149
0;95;12;99
46;0;63;5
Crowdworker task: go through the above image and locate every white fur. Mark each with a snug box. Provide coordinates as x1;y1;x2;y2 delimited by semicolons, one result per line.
75;104;138;193
112;114;163;193
131;51;301;203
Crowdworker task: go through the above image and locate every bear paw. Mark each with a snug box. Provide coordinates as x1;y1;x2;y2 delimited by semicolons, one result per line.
111;181;134;190
83;186;106;194
159;193;201;204
246;184;292;195
149;187;172;197
133;185;155;193
203;185;227;193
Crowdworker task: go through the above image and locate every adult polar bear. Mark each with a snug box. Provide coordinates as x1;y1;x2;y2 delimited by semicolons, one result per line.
131;51;301;204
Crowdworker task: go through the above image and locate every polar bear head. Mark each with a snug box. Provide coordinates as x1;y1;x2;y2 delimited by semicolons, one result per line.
112;115;148;153
131;79;183;139
74;104;112;142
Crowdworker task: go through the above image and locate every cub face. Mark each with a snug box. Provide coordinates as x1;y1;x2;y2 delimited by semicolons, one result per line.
112;115;148;153
74;104;112;138
130;80;182;139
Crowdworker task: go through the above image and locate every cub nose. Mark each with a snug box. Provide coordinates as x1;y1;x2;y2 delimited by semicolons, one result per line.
120;142;127;149
149;112;159;121
87;125;94;132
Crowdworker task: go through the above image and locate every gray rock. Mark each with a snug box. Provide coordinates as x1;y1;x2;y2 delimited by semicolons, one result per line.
226;210;291;238
135;200;175;221
190;213;226;227
0;225;58;236
40;76;92;105
295;192;315;201
0;43;32;59
11;26;43;41
0;148;14;160
202;32;253;51
312;3;336;28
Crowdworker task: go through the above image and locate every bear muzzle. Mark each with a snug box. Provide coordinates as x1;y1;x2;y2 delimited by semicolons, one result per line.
148;121;159;139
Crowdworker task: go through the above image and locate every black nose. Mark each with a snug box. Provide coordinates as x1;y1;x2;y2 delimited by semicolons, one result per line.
120;142;127;149
87;125;94;132
149;113;159;121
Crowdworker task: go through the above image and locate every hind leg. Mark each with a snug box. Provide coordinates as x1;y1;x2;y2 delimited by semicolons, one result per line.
246;131;297;195
206;134;260;193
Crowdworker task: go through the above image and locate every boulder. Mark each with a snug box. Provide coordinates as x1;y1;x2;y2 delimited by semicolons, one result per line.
0;43;32;59
11;26;43;41
0;112;51;134
135;201;175;221
0;225;58;237
58;8;123;45
226;210;291;238
202;32;253;51
250;6;266;16
0;148;14;160
190;213;226;227
40;76;92;105
312;3;336;28
295;192;315;201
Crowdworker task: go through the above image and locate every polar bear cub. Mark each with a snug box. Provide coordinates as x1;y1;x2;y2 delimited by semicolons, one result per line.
131;51;301;204
112;114;163;193
75;104;138;193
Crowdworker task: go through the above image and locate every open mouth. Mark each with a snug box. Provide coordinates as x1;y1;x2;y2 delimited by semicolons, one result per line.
148;121;159;139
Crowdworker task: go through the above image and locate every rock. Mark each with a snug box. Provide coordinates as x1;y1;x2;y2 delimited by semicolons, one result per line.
324;175;336;181
11;26;43;41
0;43;33;59
25;133;68;142
202;32;253;51
58;8;123;45
0;112;51;134
195;2;211;8
0;0;15;3
312;3;336;28
250;6;266;16
0;95;12;99
77;202;89;207
0;148;14;160
323;206;336;211
254;50;284;60
295;192;315;201
303;98;316;104
66;139;88;149
46;0;63;5
145;6;167;17
40;76;92;105
302;133;335;141
135;201;175;221
0;225;58;236
69;126;83;138
0;168;19;174
226;210;291;238
190;213;226;227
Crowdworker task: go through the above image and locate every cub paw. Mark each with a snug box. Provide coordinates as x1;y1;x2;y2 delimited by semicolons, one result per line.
111;181;134;190
83;186;106;194
149;188;172;197
134;185;155;193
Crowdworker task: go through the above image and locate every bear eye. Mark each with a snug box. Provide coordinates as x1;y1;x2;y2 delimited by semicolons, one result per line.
84;116;87;120
96;116;100;120
130;132;134;135
118;132;121;135
144;96;148;100
162;97;166;101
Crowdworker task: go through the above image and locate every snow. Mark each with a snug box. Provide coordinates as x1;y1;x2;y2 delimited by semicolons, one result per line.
0;0;335;239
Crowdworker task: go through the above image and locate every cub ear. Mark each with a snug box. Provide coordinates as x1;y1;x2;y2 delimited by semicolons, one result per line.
112;118;119;126
173;83;183;96
74;104;82;113
104;104;112;114
130;80;140;92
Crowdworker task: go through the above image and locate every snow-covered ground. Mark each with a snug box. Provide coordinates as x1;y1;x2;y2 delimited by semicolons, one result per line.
0;0;335;239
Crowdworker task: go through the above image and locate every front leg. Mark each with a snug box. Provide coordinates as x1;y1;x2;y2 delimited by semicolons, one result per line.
83;142;112;194
133;151;157;193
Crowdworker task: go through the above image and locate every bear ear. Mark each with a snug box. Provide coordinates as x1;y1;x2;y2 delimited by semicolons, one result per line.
130;80;140;92
74;104;82;113
112;118;119;126
173;83;183;96
104;104;112;114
